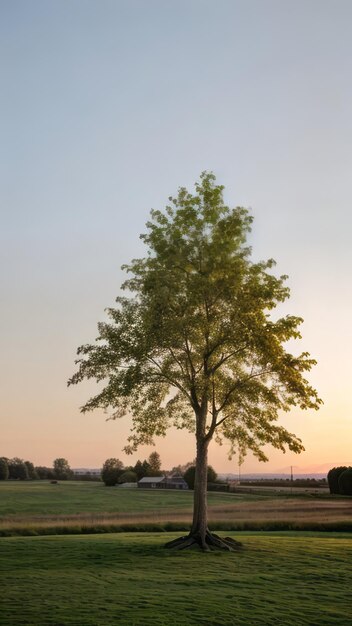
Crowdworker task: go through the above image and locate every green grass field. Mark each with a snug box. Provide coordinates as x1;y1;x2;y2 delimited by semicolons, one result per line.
1;532;351;625
1;481;351;537
0;480;253;517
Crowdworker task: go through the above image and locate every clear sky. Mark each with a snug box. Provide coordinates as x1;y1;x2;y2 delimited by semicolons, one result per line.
1;0;351;474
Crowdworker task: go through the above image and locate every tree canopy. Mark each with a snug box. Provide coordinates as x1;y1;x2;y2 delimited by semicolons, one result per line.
69;172;321;549
101;458;124;486
148;451;162;475
53;458;73;481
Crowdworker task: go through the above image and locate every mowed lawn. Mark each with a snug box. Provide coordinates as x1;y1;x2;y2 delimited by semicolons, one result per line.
1;532;351;626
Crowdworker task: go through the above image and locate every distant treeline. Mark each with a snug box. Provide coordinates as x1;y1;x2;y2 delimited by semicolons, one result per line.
0;457;77;481
100;455;218;487
0;454;219;490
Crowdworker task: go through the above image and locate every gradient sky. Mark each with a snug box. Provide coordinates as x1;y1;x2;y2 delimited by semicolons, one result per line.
1;0;351;474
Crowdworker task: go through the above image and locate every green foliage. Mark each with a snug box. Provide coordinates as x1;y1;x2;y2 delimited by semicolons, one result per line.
35;466;55;480
133;459;157;479
101;458;124;486
8;458;29;480
24;461;38;480
148;451;162;475
184;465;217;489
69;172;321;464
69;173;323;545
53;458;73;480
118;470;137;483
0;457;9;480
327;466;348;494
338;468;352;496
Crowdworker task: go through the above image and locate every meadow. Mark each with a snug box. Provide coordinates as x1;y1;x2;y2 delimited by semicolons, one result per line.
0;481;351;536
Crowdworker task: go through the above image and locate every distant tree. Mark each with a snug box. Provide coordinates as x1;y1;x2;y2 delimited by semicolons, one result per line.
207;465;217;484
8;458;29;480
101;458;124;486
184;465;217;490
148;452;162;475
35;466;55;480
53;458;73;480
327;467;348;494
170;460;195;476
25;461;39;480
133;459;155;479
142;460;153;477
133;460;145;480
118;470;137;483
69;172;321;550
338;468;352;496
0;457;9;480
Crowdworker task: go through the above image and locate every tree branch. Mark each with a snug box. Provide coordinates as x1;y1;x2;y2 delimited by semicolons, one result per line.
167;347;190;383
147;357;192;403
210;344;249;374
217;369;273;414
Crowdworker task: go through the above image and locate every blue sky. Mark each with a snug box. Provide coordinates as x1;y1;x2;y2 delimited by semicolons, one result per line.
1;0;351;472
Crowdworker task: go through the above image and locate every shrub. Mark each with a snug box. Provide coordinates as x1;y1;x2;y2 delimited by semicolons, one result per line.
338;468;352;496
183;465;218;489
118;471;138;483
327;466;348;494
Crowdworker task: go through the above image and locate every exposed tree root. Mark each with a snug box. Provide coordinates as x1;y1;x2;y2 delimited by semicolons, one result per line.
165;530;242;552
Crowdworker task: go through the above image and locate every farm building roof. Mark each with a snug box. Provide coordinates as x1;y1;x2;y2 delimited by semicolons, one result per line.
138;476;165;483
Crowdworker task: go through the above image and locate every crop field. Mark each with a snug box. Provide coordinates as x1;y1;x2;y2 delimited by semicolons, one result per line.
1;532;352;625
0;481;351;536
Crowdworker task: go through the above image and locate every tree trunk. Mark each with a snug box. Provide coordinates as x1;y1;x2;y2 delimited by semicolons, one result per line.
165;417;242;552
190;436;209;548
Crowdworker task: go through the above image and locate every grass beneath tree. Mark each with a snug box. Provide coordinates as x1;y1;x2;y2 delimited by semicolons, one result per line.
1;531;351;625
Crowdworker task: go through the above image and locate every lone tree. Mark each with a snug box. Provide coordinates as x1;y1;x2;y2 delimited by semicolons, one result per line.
101;457;124;486
53;458;73;480
69;172;321;551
